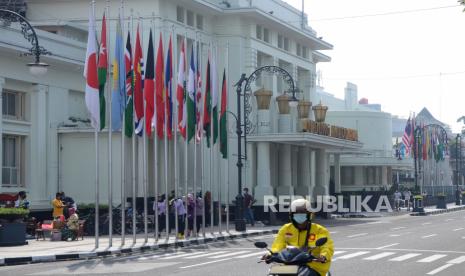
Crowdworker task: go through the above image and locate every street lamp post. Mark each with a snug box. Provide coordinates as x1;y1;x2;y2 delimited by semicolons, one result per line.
0;8;50;75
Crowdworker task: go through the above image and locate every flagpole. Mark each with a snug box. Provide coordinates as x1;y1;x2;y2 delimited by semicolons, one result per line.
209;42;214;236
172;26;179;240
135;15;142;245
130;8;135;246
190;33;196;238
105;0;114;248
162;32;170;243
120;0;126;247
147;16;153;244
90;0;99;249
225;42;230;233
198;37;206;239
216;43;222;235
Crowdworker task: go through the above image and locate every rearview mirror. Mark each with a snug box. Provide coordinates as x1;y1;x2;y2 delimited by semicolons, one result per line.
254;241;268;249
315;237;327;247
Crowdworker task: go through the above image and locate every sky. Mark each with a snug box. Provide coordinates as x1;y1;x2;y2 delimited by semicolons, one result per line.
283;0;465;132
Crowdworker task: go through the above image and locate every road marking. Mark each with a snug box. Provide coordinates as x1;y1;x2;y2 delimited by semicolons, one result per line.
453;228;464;231
333;251;347;255
184;251;229;259
389;234;401;237
390;227;406;230
389;253;421;261
234;251;266;259
160;251;208;260
426;264;455;275
180;258;229;269
445;219;454;222
448;256;465;264
209;251;251;259
330;231;338;234
417;254;447;263
422;222;432;225
376;243;399;249
335;251;370;260
421;234;437;239
347;233;368;238
364;252;396;260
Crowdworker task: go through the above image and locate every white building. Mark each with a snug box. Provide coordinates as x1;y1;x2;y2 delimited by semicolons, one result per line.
0;0;368;211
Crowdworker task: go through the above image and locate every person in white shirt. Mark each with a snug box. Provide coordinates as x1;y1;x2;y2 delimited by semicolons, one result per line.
403;190;412;211
394;190;402;211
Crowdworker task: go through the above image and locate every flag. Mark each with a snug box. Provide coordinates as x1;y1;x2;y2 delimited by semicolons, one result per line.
124;32;134;137
144;30;155;138
111;13;126;131
155;33;165;139
164;35;173;140
402;117;412;156
195;44;203;142
96;13;107;131
203;58;211;147
133;25;144;136
177;39;186;139
219;69;228;159
211;51;219;144
84;6;100;130
187;46;196;142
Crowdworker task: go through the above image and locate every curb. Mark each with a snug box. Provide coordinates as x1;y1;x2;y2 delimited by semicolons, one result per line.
0;229;278;266
410;205;465;216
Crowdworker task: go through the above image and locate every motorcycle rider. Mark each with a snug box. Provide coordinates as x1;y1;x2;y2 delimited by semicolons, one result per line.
264;198;334;276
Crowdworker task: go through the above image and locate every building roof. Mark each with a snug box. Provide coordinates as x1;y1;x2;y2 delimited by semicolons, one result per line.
416;107;447;127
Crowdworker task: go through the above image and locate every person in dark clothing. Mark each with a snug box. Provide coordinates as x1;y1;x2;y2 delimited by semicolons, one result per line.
60;192;75;219
243;188;255;226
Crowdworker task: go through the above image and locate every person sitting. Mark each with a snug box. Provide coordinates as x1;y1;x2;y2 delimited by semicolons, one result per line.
15;191;29;209
61;212;79;241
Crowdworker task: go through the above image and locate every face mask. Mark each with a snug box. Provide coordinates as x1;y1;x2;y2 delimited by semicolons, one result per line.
293;213;307;224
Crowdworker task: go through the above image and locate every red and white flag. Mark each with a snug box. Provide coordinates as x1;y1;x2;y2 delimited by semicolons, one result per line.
84;6;100;130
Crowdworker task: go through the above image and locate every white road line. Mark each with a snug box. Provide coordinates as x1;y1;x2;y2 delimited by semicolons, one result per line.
160;251;208;260
390;227;406;230
448;256;465;264
335;251;370;260
347;233;368;238
330;231;338;234
209;251;251;259
184;251;229;259
333;251;347;255
426;264;455;275
364;252;396;260
417;254;447;263
234;251;266;259
422;222;432;225
445;219;454;222
389;253;422;261
180;258;229;269
421;234;437;239
389;234;401;237
376;243;399;250
453;228;464;231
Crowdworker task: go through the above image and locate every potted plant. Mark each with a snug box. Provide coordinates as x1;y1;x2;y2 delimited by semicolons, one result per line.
0;207;30;246
436;193;447;209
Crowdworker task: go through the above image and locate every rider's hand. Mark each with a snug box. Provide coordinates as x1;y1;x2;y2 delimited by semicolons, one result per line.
261;253;272;263
316;255;327;263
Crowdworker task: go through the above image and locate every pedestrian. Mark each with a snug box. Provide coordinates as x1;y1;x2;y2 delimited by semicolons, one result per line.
204;191;211;227
14;191;29;209
243;188;256;226
195;192;203;234
393;190;402;211
52;192;65;219
403;189;412;211
173;196;186;239
60;192;76;218
153;194;167;237
186;194;195;238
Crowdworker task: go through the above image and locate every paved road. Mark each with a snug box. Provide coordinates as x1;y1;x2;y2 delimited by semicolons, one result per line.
2;210;465;275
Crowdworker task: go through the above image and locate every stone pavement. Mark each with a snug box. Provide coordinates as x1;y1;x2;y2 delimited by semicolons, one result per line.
0;226;279;266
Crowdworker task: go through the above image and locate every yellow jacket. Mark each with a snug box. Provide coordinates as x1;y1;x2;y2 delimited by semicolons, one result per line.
271;222;334;276
52;198;64;218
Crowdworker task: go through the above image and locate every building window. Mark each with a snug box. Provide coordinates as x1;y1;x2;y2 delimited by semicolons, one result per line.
296;43;301;56
302;46;308;58
196;14;203;30
278;34;283;48
2;90;24;120
186;10;194;27
283;37;289;51
2;135;23;187
256;25;262;40
263;27;269;43
176;6;184;23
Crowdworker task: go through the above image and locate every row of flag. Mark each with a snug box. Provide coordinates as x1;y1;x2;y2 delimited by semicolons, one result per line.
84;7;228;158
401;114;447;162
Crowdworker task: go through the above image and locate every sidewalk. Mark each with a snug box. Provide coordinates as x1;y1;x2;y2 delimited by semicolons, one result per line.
0;225;279;266
410;202;465;216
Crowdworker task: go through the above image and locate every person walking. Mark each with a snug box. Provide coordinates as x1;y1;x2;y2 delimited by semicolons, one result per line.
243;188;256;226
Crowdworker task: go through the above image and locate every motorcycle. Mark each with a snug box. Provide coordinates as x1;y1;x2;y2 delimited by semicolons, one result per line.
255;238;331;276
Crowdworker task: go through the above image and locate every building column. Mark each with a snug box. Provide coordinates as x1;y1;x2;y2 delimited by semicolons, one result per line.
354;166;364;187
375;166;381;185
255;142;273;205
0;77;5;187
277;144;294;196
313;149;328;198
30;84;48;207
245;142;256;193
381;166;388;186
334;154;341;194
296;147;312;196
